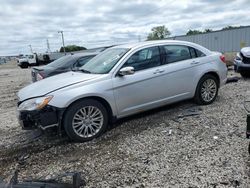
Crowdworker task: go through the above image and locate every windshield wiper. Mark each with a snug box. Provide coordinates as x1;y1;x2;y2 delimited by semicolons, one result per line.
79;69;92;74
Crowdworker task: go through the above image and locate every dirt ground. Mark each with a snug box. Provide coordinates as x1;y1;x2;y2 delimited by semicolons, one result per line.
0;61;250;187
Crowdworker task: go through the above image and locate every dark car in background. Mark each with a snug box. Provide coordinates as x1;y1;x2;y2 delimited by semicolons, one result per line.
31;52;98;82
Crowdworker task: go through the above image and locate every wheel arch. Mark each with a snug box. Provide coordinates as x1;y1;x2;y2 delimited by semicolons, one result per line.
193;71;220;104
203;71;220;86
193;71;220;98
61;96;115;127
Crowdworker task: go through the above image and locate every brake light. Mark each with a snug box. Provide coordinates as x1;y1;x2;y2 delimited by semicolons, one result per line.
36;72;44;81
220;55;226;63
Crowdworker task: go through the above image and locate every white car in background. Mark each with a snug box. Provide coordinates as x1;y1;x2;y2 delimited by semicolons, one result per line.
234;47;250;78
17;40;227;142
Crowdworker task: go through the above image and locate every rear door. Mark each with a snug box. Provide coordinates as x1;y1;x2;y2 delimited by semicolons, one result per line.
158;45;207;98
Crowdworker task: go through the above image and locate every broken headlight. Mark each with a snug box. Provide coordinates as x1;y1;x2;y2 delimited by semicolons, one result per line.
18;96;53;111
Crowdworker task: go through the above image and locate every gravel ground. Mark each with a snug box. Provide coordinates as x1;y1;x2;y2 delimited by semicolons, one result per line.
0;61;249;187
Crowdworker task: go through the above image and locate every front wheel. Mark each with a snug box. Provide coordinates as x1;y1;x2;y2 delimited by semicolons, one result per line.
194;74;219;105
20;62;29;68
63;99;108;142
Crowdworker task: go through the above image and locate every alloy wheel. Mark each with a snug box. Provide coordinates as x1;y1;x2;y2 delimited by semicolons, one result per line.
72;106;104;138
201;79;217;102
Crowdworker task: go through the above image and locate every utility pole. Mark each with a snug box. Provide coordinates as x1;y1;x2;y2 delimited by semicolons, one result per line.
58;30;66;54
28;45;33;53
46;39;51;53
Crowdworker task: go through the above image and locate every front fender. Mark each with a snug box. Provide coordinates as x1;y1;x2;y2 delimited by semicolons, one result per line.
48;80;118;116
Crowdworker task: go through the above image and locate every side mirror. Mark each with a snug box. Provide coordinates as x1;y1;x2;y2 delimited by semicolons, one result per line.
119;66;135;76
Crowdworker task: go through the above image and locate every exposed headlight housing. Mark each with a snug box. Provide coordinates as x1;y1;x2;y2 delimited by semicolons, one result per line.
18;96;53;111
235;52;242;61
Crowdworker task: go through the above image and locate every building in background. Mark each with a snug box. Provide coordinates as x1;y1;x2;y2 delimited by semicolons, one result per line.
167;26;250;53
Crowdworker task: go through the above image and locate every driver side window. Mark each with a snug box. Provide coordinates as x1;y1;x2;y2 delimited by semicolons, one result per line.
123;46;161;71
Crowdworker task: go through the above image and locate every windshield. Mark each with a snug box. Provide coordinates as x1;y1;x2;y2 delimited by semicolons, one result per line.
47;55;75;68
80;48;129;74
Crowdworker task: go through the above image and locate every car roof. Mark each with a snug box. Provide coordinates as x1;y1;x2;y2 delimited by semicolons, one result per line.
111;40;211;54
112;40;199;49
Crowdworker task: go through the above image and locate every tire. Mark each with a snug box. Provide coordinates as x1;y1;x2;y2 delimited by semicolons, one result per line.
240;72;250;78
194;74;219;105
63;99;108;142
20;62;29;68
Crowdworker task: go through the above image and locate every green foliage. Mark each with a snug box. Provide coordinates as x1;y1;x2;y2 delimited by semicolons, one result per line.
147;25;171;40
222;25;239;30
60;45;87;52
186;28;213;35
204;29;213;33
186;26;241;36
186;29;203;35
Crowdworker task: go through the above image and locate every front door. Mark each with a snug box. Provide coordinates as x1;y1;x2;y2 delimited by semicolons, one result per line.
112;46;165;117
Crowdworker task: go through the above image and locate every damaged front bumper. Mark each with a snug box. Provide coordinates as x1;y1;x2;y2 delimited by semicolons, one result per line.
17;105;65;130
234;59;250;72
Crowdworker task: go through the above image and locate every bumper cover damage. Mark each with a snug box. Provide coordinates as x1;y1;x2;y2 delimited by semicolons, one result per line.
17;105;65;130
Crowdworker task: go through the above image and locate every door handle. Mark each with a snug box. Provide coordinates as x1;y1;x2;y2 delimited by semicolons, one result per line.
191;61;200;65
153;69;165;74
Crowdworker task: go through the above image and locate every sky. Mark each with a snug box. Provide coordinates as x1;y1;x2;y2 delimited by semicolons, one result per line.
0;0;250;56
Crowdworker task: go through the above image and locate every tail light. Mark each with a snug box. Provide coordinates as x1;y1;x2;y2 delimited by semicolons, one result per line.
220;55;226;64
36;72;44;81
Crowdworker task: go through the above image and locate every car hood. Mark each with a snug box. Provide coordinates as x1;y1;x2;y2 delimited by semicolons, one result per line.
241;47;250;57
18;71;102;101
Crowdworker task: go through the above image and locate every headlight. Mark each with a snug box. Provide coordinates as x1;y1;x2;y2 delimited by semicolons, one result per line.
18;96;53;111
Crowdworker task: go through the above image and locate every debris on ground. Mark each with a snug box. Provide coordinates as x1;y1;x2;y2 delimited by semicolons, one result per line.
226;76;241;84
0;171;85;188
0;62;249;187
177;107;203;118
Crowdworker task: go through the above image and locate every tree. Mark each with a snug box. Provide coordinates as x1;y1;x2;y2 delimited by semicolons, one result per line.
204;29;213;33
222;25;239;30
186;29;203;35
147;25;171;40
59;45;87;52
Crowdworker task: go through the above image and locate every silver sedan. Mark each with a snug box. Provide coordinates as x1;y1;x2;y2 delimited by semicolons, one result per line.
17;40;228;142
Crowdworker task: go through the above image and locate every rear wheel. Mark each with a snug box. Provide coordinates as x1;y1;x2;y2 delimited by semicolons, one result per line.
63;99;108;142
194;74;219;105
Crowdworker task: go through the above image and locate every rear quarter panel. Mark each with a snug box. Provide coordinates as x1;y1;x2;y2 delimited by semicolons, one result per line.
190;53;227;97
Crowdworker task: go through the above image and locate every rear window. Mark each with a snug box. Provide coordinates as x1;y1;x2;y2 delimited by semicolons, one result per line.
196;49;206;57
75;55;95;67
47;55;76;68
189;48;196;58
